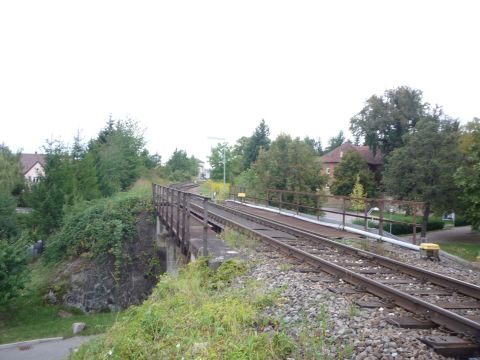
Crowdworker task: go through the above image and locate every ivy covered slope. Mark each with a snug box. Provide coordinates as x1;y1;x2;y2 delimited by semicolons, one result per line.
73;259;294;360
42;186;162;312
44;188;152;268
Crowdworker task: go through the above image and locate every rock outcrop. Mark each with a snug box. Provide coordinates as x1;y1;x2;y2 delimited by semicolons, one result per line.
48;211;163;313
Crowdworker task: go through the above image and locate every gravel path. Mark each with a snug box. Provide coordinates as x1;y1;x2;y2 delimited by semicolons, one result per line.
0;336;96;360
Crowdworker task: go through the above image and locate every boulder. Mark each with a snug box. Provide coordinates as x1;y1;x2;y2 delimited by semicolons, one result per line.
72;322;86;334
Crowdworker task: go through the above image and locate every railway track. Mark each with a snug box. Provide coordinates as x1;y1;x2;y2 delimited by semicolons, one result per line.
189;198;480;358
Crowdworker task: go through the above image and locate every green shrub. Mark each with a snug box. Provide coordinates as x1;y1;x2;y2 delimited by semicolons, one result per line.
0;240;28;308
353;217;445;235
454;215;471;227
44;192;152;274
426;218;445;231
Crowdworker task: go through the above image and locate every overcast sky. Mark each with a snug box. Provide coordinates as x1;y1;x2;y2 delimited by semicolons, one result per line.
1;1;478;164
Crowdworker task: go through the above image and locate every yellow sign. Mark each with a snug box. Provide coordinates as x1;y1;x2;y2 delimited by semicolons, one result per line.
238;192;246;198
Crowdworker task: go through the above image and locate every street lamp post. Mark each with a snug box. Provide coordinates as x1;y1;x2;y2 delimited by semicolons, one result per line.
207;137;226;184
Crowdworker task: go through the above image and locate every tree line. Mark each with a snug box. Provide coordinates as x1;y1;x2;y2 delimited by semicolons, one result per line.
0;117;199;307
208;87;480;235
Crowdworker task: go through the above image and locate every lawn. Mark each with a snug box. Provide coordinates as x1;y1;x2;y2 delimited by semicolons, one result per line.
0;260;120;345
439;243;480;262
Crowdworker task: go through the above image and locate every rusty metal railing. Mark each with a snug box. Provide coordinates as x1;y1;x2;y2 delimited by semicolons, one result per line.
230;187;425;244
153;183;209;256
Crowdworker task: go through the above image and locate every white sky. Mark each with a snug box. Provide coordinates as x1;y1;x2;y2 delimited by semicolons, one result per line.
1;1;479;164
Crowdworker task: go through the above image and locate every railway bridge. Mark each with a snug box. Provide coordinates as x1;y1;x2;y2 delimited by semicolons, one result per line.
153;183;480;358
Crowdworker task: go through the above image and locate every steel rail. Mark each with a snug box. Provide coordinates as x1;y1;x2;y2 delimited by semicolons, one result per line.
188;200;480;342
213;202;480;301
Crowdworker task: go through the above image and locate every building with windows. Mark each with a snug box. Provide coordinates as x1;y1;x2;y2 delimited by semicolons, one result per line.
20;153;45;183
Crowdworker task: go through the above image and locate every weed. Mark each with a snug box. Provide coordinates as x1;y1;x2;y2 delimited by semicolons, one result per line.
222;227;257;254
347;302;360;318
278;263;292;272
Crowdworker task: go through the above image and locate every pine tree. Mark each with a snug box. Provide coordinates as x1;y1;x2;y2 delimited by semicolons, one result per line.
350;175;366;211
243;119;271;169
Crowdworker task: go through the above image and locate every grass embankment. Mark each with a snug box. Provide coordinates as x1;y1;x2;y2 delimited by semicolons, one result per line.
0;260;118;344
440;243;480;262
72;259;294;359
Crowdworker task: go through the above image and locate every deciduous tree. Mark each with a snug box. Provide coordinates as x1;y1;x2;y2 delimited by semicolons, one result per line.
330;150;376;197
0;144;24;197
383;117;461;237
254;134;326;193
164;149;198;182
455;118;480;230
350;86;427;156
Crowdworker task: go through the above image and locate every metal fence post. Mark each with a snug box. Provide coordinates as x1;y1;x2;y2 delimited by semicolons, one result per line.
342;197;346;228
165;187;169;228
176;190;181;238
316;194;320;220
202;197;209;256
182;192;187;246
169;188;174;236
158;186;163;220
412;204;417;245
186;193;191;244
279;191;283;213
379;200;384;236
364;201;368;231
296;192;299;214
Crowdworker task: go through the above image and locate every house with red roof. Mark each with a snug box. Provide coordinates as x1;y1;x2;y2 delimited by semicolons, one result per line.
20;153;45;183
321;142;383;184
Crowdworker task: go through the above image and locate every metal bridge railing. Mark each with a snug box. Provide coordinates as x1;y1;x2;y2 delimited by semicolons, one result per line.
152;183;210;256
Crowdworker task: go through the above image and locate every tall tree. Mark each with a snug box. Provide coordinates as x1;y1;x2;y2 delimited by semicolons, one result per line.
455;118;480;230
89;118;145;196
330;150;376;197
208;143;230;182
324;131;345;153
383;116;461;237
303;137;323;155
164;149;198;181
0;144;24;197
243;119;271;169
29;141;74;235
350;86;427;156
254;134;326;193
74;152;101;201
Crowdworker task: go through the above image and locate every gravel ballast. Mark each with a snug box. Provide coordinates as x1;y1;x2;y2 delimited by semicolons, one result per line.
233;239;480;359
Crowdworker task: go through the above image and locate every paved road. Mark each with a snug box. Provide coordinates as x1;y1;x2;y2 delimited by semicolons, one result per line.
401;226;480;244
0;336;96;360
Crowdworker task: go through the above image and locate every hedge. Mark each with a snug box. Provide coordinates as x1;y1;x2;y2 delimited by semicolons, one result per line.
353;218;445;235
